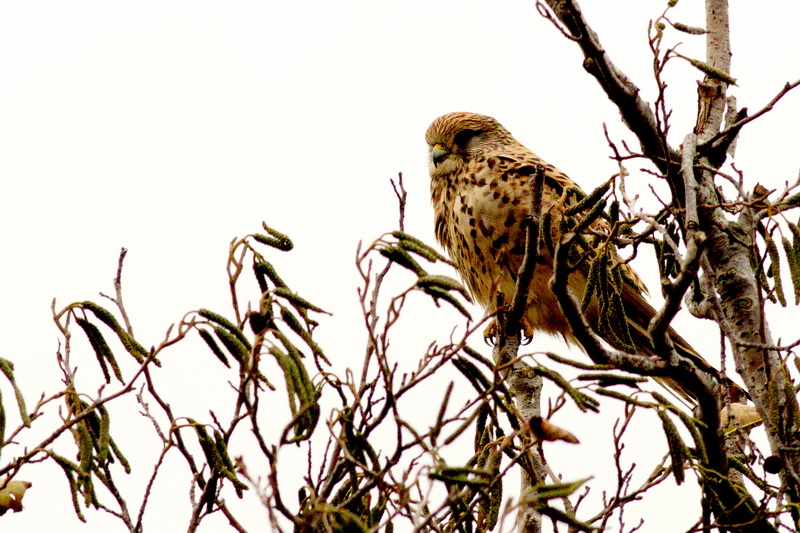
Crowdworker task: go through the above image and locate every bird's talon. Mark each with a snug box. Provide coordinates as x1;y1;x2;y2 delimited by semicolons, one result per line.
521;317;535;343
483;318;534;345
483;320;499;346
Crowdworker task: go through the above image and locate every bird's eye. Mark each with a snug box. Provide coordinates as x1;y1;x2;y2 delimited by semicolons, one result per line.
453;129;480;149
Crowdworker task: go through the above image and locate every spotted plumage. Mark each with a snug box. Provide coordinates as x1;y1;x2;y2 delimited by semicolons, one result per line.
426;112;722;399
426;111;614;340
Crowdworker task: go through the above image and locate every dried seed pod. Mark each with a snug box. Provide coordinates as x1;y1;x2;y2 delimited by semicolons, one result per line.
527;416;579;444
657;409;688;485
720;403;762;432
254;223;293;251
378;246;427;276
198;328;229;367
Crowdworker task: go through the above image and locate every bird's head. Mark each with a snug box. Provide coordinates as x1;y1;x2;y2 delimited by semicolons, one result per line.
425;112;516;179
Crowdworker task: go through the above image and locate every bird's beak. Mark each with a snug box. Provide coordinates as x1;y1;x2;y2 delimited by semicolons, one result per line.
431;144;448;167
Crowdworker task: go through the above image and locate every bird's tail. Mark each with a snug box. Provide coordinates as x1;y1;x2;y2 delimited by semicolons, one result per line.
616;283;737;404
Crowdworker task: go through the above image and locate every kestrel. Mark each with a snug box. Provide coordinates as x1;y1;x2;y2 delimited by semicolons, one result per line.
425;112;719;398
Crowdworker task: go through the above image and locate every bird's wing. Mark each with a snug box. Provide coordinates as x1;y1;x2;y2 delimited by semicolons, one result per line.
502;150;719;398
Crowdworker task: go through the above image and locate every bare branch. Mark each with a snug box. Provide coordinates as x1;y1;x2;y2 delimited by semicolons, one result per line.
699;79;800;152
539;0;680;176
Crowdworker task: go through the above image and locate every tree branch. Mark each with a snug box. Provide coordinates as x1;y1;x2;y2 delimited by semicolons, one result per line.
507;166;546;337
539;0;680;179
698;79;800;152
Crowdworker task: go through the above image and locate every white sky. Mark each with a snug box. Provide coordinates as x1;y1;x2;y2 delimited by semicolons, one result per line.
1;1;799;531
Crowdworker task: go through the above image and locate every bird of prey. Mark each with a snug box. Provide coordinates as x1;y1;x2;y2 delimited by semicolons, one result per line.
425;111;721;399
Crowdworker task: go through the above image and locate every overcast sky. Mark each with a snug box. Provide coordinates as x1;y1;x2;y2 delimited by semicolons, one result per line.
1;1;799;531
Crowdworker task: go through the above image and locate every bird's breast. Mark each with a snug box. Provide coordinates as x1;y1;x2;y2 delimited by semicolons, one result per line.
433;163;530;308
431;157;578;338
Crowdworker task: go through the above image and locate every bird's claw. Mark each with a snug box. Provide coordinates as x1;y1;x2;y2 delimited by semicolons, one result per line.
520;317;534;344
483;320;498;346
483;318;534;345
